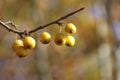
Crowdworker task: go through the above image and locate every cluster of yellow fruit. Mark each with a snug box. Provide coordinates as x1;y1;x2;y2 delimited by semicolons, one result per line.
40;23;76;47
12;36;36;58
12;23;76;58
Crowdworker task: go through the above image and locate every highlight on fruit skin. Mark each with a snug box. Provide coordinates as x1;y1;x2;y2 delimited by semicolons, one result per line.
54;33;66;46
23;36;36;49
40;32;51;44
15;46;28;58
12;39;23;51
65;35;75;47
65;23;76;34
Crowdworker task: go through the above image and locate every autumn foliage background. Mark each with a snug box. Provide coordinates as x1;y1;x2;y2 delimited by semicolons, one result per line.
0;0;120;80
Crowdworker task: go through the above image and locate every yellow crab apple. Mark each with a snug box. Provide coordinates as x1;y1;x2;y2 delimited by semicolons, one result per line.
40;32;51;44
65;23;76;34
15;46;28;58
23;36;36;49
65;35;75;47
54;33;66;46
12;39;23;51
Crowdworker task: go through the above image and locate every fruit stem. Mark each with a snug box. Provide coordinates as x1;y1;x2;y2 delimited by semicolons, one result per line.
59;26;62;33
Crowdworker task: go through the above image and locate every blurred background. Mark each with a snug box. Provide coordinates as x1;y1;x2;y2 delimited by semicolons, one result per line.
0;0;120;80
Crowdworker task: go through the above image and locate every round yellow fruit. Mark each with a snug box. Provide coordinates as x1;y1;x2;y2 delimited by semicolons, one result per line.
65;35;75;47
15;46;28;58
65;23;76;34
23;36;36;49
54;33;66;46
12;40;23;51
40;32;51;44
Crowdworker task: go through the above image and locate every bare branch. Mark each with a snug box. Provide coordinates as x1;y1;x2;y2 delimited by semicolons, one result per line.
0;7;85;37
29;7;85;33
5;21;18;29
0;20;24;34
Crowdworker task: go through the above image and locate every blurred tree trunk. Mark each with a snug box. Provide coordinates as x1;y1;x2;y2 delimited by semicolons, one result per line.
90;0;113;80
105;0;120;80
89;0;118;80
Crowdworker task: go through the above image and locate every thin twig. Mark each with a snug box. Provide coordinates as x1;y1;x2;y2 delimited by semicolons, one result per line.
5;21;18;29
105;0;118;80
29;7;85;33
0;7;85;37
0;20;24;34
